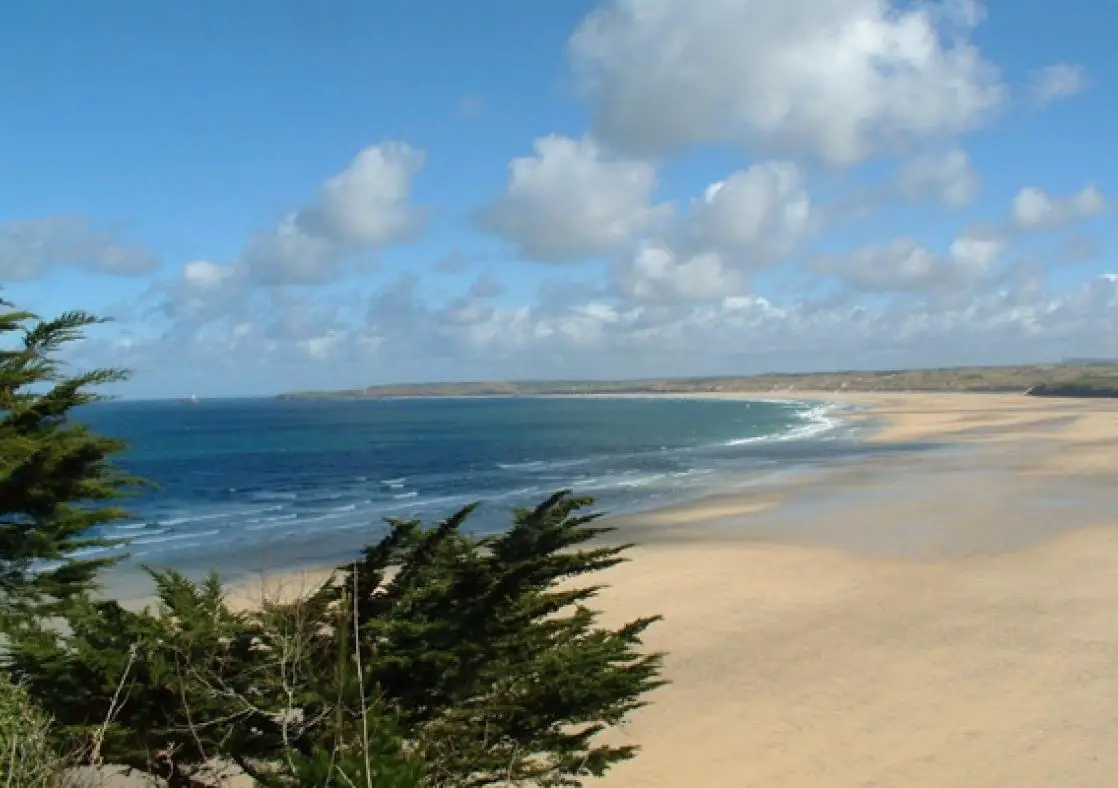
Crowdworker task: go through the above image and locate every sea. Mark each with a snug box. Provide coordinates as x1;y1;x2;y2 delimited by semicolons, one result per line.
72;396;902;581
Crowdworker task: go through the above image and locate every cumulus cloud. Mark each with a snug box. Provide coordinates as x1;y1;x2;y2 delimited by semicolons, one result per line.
1011;185;1106;232
475;134;667;263
95;257;1118;396
302;272;1118;375
617;242;743;304
688;162;812;263
816;228;1005;294
245;142;427;284
569;0;1004;164
150;143;429;325
153;259;248;326
243;217;342;286
605;161;812;306
898;149;979;206
0;215;157;281
299;143;427;246
182;260;233;290
1029;64;1086;106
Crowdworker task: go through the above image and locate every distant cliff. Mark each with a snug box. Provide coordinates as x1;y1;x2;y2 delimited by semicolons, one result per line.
278;362;1118;400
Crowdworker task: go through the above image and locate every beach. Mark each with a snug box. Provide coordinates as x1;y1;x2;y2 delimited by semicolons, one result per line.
582;392;1118;787
110;391;1118;786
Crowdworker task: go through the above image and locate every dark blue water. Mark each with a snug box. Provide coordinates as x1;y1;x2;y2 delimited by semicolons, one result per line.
75;396;879;578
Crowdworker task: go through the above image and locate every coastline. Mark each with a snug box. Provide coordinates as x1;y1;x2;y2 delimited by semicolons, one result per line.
119;390;1118;599
105;391;1118;785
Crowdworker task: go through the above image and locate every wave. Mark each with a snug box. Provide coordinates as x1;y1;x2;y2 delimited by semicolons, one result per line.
381;478;406;488
496;458;591;472
157;505;284;527
68;546;118;559
304;491;348;502
244;513;298;528
722;402;844;447
251;491;298;501
384;493;474;511
614;473;667;488
131;529;220;547
392;491;418;500
496;461;545;470
291;511;358;527
110;522;151;531
488;485;547;502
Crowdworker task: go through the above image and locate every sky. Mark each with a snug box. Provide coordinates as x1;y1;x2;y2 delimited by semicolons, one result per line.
2;0;1116;399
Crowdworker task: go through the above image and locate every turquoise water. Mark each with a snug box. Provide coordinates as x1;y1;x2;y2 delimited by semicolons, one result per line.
76;396;889;578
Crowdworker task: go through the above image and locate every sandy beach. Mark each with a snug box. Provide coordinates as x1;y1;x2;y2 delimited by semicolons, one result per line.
110;391;1118;786
583;392;1118;787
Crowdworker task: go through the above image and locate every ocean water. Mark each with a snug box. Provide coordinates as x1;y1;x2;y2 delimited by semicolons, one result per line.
73;396;891;579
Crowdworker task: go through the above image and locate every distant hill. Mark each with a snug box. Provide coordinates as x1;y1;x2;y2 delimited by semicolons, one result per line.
278;362;1118;400
1026;379;1118;398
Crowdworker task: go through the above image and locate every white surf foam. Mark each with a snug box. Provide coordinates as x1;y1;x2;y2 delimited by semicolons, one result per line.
722;402;844;447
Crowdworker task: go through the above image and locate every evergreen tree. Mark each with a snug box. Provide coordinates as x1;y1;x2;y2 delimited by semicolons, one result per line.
11;493;664;787
0;299;664;786
0;300;142;616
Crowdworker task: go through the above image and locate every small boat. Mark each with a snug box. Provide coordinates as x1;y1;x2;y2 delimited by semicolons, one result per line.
186;394;201;404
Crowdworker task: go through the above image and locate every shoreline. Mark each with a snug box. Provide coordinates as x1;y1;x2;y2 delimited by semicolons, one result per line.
104;392;889;607
113;390;1118;605
101;393;876;603
101;391;1118;785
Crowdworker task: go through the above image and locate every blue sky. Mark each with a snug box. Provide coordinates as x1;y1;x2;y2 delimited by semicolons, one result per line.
2;0;1116;398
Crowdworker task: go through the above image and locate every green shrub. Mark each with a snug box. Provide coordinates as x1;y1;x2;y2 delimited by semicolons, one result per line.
0;672;66;787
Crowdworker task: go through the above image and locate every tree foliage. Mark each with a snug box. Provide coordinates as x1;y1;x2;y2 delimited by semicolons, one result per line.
9;494;663;786
0;300;142;615
0;300;664;786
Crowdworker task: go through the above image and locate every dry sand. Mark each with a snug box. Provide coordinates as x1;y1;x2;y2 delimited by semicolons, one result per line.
108;392;1118;785
583;392;1118;787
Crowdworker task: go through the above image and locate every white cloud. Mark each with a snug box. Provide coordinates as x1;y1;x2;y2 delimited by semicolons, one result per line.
609;162;811;306
898;149;979;206
359;270;1118;373
245;142;427;284
688;162;811;264
816;229;1004;294
182;259;234;290
948;230;1005;275
95;261;1118;397
0;215;157;281
570;0;1003;164
243;215;343;285
1029;64;1086;106
617;242;743;303
155;259;247;325
1011;185;1106;232
475;135;667;262
297;331;343;361
299;143;427;247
